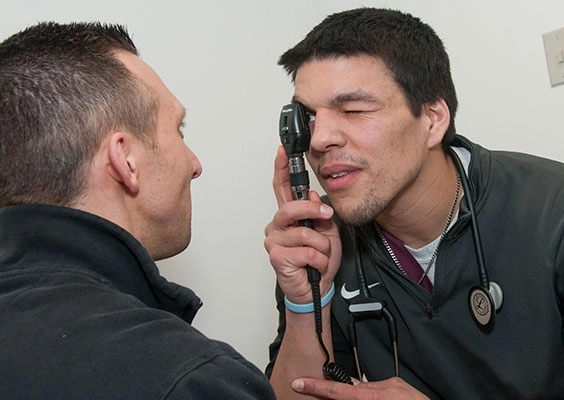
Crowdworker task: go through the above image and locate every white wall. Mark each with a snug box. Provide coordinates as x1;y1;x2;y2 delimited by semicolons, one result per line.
2;0;563;372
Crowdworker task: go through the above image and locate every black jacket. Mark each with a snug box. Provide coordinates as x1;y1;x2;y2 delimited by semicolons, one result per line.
267;135;564;399
0;204;276;399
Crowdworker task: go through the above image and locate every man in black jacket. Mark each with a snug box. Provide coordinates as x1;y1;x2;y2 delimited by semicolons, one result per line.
0;22;275;399
264;7;564;400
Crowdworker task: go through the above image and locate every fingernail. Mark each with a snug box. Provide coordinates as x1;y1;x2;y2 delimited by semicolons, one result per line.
292;379;304;392
320;204;333;217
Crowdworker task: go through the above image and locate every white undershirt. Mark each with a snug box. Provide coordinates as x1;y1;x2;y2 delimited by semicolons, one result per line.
403;146;471;284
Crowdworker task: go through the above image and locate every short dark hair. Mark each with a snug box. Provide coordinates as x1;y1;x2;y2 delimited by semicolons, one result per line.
279;8;458;147
0;22;158;207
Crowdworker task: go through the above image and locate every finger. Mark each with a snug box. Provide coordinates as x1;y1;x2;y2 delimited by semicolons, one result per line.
265;198;333;235
266;229;332;272
308;189;322;203
272;145;294;207
293;377;430;400
265;221;332;251
292;378;356;399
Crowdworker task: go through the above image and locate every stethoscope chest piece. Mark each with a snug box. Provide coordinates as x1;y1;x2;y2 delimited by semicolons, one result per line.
468;286;495;332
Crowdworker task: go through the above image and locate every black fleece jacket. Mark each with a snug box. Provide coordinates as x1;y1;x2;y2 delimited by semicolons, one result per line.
0;204;275;400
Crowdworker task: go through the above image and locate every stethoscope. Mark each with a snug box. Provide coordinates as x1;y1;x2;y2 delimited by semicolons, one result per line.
347;147;504;379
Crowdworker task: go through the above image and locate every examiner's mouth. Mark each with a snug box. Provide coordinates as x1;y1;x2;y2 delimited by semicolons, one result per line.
320;168;360;192
328;171;349;179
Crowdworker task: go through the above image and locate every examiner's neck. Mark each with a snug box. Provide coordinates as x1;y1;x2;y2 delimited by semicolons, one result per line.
376;152;459;248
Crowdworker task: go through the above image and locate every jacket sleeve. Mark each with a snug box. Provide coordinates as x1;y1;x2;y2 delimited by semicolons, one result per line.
265;282;285;378
165;349;276;399
554;222;564;345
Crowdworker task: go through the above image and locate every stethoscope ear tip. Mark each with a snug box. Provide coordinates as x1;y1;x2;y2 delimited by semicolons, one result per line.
488;281;504;311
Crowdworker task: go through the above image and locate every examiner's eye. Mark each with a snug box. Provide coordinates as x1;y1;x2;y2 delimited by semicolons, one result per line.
306;112;316;131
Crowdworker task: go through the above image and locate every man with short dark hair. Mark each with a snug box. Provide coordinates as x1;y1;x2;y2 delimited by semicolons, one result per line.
0;22;276;399
264;8;564;399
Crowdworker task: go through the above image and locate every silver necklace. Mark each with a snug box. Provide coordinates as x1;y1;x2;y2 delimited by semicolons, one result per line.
376;172;461;284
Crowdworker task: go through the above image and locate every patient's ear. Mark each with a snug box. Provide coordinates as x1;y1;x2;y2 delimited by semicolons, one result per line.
424;99;450;149
108;132;140;195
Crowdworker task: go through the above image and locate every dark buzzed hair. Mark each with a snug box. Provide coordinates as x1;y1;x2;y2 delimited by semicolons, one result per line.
279;8;458;147
0;22;158;207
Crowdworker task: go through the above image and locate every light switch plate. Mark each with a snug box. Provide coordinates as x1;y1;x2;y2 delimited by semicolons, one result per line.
543;27;564;87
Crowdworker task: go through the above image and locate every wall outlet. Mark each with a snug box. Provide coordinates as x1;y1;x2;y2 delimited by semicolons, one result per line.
543;27;564;87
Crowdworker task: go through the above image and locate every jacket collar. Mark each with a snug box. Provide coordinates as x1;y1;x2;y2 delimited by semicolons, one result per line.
0;204;202;323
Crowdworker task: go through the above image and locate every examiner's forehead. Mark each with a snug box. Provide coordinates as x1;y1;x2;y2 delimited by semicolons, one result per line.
293;55;397;103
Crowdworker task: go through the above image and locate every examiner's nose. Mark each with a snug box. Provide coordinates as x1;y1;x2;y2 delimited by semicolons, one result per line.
309;109;346;152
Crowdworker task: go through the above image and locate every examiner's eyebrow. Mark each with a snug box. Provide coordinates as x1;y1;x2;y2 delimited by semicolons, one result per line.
290;90;380;109
330;90;380;107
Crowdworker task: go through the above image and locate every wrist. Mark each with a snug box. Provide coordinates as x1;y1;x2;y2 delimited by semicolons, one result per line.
284;282;335;314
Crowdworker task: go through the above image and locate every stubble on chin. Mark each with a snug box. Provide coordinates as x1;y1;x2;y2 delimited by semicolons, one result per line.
331;189;383;227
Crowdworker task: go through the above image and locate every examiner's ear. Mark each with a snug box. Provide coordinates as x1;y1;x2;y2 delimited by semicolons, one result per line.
424;99;450;149
107;131;140;195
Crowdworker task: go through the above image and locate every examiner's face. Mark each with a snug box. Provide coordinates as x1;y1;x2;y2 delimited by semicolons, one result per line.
293;55;431;226
117;51;202;260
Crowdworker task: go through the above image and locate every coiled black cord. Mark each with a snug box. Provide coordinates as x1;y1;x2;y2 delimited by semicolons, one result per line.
309;278;353;385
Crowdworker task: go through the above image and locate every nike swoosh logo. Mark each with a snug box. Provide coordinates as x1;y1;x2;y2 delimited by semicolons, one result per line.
340;282;380;299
